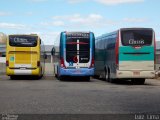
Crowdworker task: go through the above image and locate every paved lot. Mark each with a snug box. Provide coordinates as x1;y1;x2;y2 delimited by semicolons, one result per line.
0;75;160;114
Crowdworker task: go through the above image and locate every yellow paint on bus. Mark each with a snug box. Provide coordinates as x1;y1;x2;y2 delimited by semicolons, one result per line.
6;34;46;79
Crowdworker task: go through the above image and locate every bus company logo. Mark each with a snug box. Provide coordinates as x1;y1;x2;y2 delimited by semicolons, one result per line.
67;33;89;38
81;58;88;61
129;39;145;45
13;37;29;43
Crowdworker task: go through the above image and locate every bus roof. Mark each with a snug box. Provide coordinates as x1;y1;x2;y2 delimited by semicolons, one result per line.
96;27;154;40
96;30;118;40
8;34;39;37
120;27;153;31
62;31;91;34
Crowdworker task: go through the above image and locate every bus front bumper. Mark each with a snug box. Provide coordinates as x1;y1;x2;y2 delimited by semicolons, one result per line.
59;68;94;76
116;70;155;79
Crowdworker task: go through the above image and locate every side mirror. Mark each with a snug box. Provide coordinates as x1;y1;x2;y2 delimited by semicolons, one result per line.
51;47;56;56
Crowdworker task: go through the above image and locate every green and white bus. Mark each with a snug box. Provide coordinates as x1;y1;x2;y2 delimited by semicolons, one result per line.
95;28;156;84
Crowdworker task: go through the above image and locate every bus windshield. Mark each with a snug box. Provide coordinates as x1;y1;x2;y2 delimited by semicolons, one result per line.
9;36;38;47
66;33;90;63
121;29;153;46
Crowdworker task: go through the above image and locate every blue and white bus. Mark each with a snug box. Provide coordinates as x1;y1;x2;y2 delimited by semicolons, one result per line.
53;32;95;81
95;28;156;84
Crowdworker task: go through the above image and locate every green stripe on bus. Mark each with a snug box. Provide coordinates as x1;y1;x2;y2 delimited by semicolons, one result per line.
119;46;154;61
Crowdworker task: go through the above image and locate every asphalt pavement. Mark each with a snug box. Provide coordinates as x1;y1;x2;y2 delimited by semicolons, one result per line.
0;75;160;115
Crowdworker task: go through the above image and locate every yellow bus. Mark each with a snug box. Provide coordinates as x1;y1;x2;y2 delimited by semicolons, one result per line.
6;34;46;79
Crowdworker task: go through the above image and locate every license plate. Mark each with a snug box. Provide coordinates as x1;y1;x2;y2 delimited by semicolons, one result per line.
133;71;140;76
20;67;26;70
75;70;81;73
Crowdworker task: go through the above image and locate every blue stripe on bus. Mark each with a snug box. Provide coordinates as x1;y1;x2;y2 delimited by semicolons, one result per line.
61;32;66;57
119;46;154;61
59;68;94;76
90;32;92;61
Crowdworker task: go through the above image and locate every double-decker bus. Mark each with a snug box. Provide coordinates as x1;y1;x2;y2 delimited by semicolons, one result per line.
6;34;46;79
95;28;156;84
53;32;95;81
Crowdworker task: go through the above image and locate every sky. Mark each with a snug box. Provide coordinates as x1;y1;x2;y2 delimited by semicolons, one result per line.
0;0;160;45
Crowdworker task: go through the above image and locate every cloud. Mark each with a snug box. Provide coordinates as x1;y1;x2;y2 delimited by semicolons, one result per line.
123;18;147;23
95;0;144;5
67;0;87;3
0;12;11;16
70;14;103;23
0;22;29;30
50;14;113;28
39;32;60;45
29;0;48;2
41;21;64;26
67;0;144;5
26;12;34;16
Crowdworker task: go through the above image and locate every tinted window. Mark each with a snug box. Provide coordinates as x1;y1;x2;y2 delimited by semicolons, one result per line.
121;29;153;46
66;33;90;63
9;36;38;47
